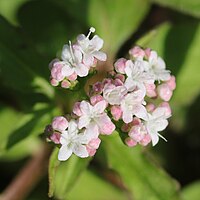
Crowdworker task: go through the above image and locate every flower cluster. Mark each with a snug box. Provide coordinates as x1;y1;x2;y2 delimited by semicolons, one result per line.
49;27;106;88
45;29;176;161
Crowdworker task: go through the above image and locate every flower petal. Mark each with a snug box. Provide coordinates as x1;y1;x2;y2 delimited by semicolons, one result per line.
93;51;107;61
90;35;103;50
93;100;107;114
75;63;89;77
73;143;89;158
58;145;73;161
78;115;91;129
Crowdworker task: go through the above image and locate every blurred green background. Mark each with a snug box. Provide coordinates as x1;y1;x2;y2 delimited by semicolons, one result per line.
0;0;200;199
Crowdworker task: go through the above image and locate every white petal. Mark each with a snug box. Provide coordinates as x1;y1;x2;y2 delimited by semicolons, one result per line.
90;35;103;50
80;101;91;114
150;132;159;146
78;115;91;129
73;143;89;158
156;119;168;132
61;45;71;61
74;48;83;63
122;109;133;123
83;54;94;66
93;51;107;61
58;145;73;161
157;57;166;69
93;100;107;114
124;78;137;92
62;64;74;77
132;104;148;120
68;120;78;134
75;63;89;77
152;107;166;118
125;60;134;77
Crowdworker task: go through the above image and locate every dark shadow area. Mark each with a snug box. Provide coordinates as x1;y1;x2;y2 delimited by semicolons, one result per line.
17;0;89;59
164;22;198;76
154;94;200;186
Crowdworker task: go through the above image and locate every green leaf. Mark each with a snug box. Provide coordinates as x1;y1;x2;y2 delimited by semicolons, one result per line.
88;0;150;57
0;16;53;97
48;152;91;199
102;134;180;200
6;103;59;149
152;0;200;18
0;104;21;153
48;147;60;197
181;181;200;200
67;170;128;200
0;0;28;25
17;0;87;58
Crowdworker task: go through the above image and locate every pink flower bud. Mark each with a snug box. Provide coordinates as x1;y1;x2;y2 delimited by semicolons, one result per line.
50;132;61;144
49;58;59;70
51;62;65;81
86;146;97;157
131;117;141;126
146;103;156;112
157;83;173;101
166;75;176;91
67;72;77;81
129;125;144;142
50;78;59;86
88;138;101;149
115;74;125;82
121;123;130;132
52;116;68;132
113;78;124;86
129;46;145;59
139;134;151;146
144;48;151;59
125;137;137;147
92;82;103;94
159;102;172;117
73;102;82;116
100;121;115;135
114;58;127;74
145;83;157;98
86;138;101;156
90;95;104;106
102;78;112;86
61;80;71;88
111;105;122;121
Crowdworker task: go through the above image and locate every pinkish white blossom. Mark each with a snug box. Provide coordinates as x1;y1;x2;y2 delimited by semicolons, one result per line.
52;116;68;132
103;83;127;105
145;107;169;146
121;89;147;123
114;58;127;74
58;120;99;161
78;100;115;135
157;83;173;101
147;51;171;82
124;60;153;93
61;43;89;77
76;27;107;66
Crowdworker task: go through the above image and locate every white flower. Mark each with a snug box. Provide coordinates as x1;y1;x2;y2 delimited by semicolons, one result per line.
58;120;98;161
61;42;89;77
121;89;147;123
76;27;107;66
124;60;153;93
78;100;115;135
103;83;127;105
145;107;169;146
148;51;171;81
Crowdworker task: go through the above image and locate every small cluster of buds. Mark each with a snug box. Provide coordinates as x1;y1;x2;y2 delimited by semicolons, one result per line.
49;27;106;89
45;28;176;161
